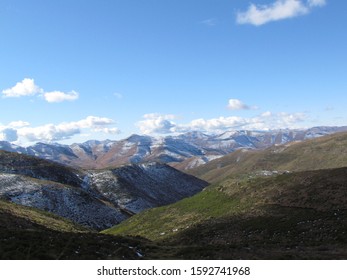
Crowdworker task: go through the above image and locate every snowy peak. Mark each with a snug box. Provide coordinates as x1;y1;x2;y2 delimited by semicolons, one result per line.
1;126;347;170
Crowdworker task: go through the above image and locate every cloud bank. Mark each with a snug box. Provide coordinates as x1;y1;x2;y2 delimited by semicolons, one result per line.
0;116;120;143
236;0;326;26
136;111;307;135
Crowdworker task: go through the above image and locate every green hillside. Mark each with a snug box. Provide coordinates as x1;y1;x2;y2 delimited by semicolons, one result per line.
104;167;347;259
188;131;347;183
0;199;87;233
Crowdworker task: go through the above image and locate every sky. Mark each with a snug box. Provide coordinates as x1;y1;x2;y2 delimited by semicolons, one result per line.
0;0;346;145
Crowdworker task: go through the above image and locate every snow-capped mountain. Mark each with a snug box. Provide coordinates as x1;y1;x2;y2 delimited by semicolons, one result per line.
1;126;347;170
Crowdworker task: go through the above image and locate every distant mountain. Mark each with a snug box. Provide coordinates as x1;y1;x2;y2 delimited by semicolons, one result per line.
1;126;347;170
188;130;347;183
0;150;207;230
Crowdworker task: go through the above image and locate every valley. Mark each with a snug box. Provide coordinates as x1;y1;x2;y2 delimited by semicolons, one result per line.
1;128;347;259
0;150;207;230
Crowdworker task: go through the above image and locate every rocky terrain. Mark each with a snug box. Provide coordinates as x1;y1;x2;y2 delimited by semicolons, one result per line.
0;150;207;230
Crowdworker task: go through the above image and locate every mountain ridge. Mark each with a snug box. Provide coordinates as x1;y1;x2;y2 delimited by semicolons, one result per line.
0;150;207;230
188;130;347;183
1;126;346;170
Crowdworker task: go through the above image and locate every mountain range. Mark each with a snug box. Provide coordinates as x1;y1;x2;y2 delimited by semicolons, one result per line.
1;126;346;170
0;150;207;230
1;126;347;259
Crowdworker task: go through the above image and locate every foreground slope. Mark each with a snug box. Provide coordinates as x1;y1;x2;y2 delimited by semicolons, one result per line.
188;131;347;183
0;200;172;260
104;167;347;259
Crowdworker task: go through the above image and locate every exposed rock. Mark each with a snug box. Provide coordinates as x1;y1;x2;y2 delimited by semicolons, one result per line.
0;150;208;230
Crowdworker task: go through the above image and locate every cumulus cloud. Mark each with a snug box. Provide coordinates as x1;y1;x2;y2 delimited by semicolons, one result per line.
136;114;177;135
227;99;252;110
18;124;80;142
137;111;307;135
43;91;79;103
1;78;79;103
182;116;246;132
2;78;43;97
247;111;307;130
236;0;326;26
0;116;120;143
8;121;30;128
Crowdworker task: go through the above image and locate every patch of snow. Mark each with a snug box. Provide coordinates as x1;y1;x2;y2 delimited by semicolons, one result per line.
205;155;223;161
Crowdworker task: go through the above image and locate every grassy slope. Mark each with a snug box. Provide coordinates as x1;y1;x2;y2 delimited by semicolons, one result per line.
103;186;251;239
0;200;87;233
0;200;173;260
104;167;347;259
188;131;347;184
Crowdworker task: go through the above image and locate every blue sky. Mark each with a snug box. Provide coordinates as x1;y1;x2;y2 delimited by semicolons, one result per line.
0;0;346;145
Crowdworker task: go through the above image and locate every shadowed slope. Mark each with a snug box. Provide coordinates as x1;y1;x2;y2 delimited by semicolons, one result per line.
104;167;347;259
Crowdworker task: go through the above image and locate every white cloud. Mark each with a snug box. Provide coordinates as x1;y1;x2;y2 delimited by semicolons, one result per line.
180;116;246;132
18;124;80;142
1;78;79;103
93;127;120;134
136;114;177;135
236;0;326;26
8;116;120;143
137;111;307;135
2;78;43;97
227;99;251;110
43;90;79;103
247;111;307;130
260;111;272;117
74;116;117;131
278;112;307;124
8;121;30;128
